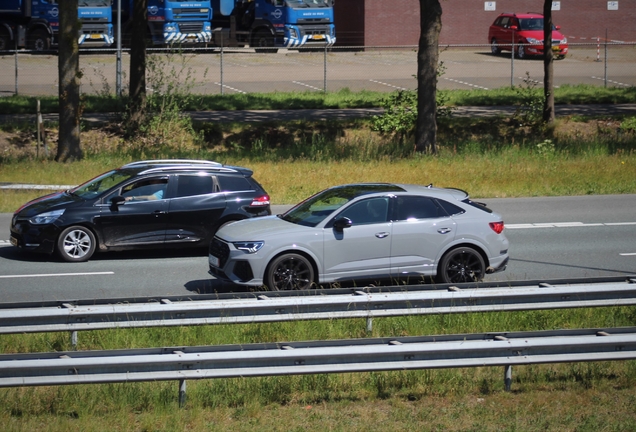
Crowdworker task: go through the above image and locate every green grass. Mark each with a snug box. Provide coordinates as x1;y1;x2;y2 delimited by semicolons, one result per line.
1;84;634;115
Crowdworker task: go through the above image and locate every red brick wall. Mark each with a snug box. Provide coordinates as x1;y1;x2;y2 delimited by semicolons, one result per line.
333;0;365;46
334;0;636;46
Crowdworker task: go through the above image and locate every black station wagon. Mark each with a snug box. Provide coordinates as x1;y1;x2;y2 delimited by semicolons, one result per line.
10;159;271;262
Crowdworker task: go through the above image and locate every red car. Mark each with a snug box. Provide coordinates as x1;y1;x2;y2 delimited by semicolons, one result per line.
488;12;568;59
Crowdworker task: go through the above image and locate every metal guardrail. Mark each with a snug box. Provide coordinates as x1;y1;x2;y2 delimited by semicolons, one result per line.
1;327;635;388
1;276;635;404
1;277;635;335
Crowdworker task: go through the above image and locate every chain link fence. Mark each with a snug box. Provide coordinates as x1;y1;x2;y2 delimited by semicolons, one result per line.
0;43;634;97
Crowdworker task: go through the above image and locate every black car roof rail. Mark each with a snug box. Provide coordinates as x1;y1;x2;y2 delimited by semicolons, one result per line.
122;159;223;168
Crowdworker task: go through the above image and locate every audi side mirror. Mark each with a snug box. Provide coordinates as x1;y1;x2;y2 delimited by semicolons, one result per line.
333;217;352;232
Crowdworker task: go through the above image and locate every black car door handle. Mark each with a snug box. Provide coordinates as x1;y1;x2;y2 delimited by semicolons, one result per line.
437;228;452;234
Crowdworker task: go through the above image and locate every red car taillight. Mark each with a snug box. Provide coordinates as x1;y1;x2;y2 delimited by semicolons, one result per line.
250;195;270;207
489;221;504;234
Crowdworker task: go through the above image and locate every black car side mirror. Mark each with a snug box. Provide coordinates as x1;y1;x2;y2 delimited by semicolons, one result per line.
111;195;126;206
333;217;352;232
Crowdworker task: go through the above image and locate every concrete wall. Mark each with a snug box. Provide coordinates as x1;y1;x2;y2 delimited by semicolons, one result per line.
334;0;636;47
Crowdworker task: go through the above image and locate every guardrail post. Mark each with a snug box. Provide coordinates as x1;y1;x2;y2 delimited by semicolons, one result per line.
179;379;187;408
70;331;78;350
504;365;512;391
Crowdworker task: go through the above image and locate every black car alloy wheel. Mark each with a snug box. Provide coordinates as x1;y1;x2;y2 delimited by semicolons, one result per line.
266;253;315;290
438;246;485;284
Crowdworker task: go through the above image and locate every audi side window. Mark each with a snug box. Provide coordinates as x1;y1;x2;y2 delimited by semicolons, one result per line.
176;175;213;198
394;196;443;221
217;175;252;192
337;198;389;226
436;199;466;216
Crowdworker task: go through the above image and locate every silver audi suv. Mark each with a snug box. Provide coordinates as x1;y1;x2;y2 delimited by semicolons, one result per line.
209;183;509;290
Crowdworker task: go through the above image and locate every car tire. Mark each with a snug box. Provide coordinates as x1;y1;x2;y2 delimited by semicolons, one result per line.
437;246;485;284
56;226;97;262
516;45;526;59
266;253;315;290
490;39;500;55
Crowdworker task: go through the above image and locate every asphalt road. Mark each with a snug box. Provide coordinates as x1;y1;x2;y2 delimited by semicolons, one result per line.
1;195;635;303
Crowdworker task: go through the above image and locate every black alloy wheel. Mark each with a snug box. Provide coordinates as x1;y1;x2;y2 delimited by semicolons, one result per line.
266;253;315;290
438;246;486;284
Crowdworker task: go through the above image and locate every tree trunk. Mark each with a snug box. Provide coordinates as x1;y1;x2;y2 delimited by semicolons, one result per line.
56;0;83;162
128;0;148;129
542;0;555;124
416;0;442;154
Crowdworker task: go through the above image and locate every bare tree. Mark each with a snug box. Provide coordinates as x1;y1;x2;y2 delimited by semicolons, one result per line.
56;0;83;161
416;0;442;154
542;0;555;123
128;0;148;130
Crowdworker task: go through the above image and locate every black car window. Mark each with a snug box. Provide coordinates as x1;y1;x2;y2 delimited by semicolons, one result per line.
176;175;214;198
337;197;389;226
217;175;252;192
121;177;168;202
436;199;466;216
394;196;444;221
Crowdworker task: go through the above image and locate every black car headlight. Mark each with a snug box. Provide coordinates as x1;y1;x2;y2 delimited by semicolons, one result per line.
233;241;264;254
29;209;65;225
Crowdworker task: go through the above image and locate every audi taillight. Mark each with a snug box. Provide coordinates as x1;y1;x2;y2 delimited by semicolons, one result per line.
489;221;504;234
250;195;270;207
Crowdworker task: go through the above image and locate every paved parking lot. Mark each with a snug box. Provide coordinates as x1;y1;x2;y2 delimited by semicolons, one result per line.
0;45;634;96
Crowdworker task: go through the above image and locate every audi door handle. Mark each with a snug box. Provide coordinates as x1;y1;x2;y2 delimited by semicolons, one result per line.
375;232;389;238
437;228;452;234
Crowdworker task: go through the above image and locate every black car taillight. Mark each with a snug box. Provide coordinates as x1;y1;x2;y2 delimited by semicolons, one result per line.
250;195;270;207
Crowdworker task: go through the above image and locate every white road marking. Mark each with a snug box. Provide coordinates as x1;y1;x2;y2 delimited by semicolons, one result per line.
590;76;631;87
507;222;636;229
620;253;636;256
444;77;489;90
292;81;323;91
0;272;114;279
213;82;247;94
369;79;409;91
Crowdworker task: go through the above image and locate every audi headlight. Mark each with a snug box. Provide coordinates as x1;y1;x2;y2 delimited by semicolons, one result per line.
233;241;264;254
30;209;65;225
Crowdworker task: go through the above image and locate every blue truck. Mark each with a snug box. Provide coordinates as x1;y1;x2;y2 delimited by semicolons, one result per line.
0;0;113;51
211;0;335;52
114;0;212;47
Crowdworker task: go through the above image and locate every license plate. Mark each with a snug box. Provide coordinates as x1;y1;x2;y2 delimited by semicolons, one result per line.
90;34;102;40
552;46;560;51
10;236;18;247
209;254;220;268
312;35;325;40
